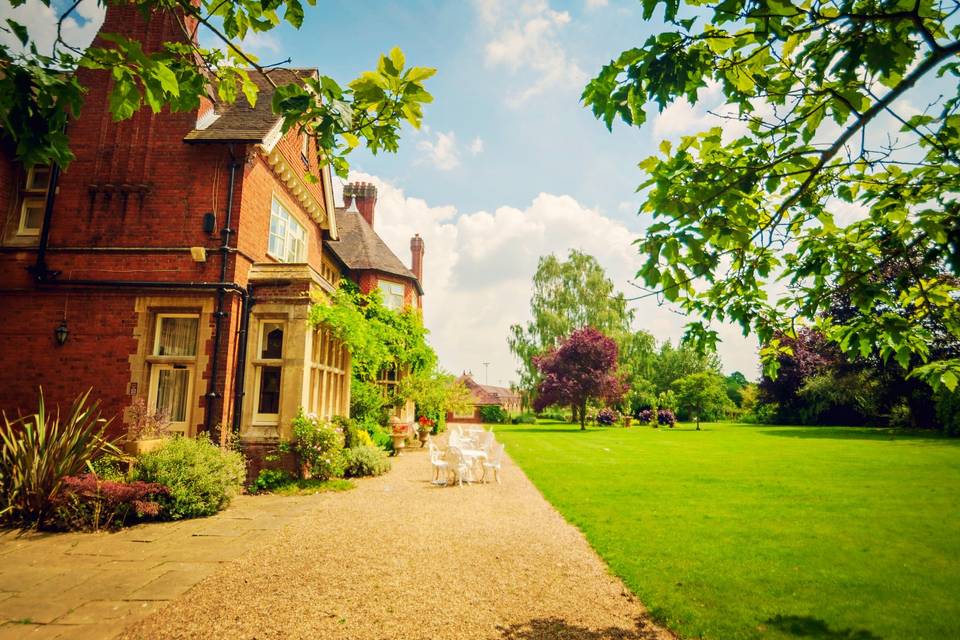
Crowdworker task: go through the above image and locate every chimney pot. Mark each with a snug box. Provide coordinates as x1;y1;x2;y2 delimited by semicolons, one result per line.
350;181;377;227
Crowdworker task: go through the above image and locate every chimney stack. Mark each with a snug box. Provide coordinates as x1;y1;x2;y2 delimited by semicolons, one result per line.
410;233;425;283
341;183;354;211
350;182;377;228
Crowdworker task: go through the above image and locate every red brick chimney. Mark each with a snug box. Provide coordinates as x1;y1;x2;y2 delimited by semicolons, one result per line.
351;182;377;228
410;233;424;283
96;0;200;53
341;183;354;211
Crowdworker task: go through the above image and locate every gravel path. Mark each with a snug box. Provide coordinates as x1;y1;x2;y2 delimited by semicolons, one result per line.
119;439;673;640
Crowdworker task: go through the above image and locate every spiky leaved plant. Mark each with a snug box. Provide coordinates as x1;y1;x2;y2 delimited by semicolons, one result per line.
0;389;119;528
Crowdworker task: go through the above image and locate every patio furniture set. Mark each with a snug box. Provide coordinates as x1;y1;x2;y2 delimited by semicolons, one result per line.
427;425;505;486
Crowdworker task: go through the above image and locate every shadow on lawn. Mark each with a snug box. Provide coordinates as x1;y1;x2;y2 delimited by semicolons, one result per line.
498;616;664;639
759;426;960;445
764;614;882;640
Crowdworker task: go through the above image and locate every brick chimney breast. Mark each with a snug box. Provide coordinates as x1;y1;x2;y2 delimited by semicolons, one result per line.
410;233;424;283
352;182;377;228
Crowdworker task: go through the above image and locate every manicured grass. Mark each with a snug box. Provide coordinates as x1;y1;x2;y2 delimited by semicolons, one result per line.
495;421;960;640
269;478;354;496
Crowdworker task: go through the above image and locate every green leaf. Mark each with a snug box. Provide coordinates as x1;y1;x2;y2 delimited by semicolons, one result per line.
6;19;28;46
152;62;179;97
389;47;405;73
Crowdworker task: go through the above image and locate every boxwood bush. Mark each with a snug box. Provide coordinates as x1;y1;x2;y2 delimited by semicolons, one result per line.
134;435;246;519
342;445;391;478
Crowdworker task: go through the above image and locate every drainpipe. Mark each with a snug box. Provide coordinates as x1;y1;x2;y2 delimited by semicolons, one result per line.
27;163;62;281
232;282;254;433
204;152;240;436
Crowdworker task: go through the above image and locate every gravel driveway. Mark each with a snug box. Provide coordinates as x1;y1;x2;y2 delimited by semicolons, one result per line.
119;439;673;640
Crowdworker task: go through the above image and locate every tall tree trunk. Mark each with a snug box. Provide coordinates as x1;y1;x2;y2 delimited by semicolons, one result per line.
580;401;587;430
571;404;579;424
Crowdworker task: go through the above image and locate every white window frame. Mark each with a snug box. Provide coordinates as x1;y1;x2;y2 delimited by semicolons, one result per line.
379;279;405;311
268;197;307;263
17;166;51;237
147;364;195;434
147;313;200;434
252;320;285;425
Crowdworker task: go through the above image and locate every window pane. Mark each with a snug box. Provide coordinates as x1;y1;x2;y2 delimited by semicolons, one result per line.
20;199;44;232
261;323;284;359
156;368;190;422
27;166;50;191
156;316;199;356
258;366;282;415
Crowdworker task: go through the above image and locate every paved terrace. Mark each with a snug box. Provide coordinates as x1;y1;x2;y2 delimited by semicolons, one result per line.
1;439;672;640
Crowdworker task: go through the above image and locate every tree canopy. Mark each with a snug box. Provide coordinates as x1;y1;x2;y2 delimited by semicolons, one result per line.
509;250;635;395
672;371;733;429
0;0;434;176
533;326;626;430
584;0;960;394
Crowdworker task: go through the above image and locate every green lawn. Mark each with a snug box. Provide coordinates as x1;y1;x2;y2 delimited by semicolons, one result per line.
495;421;960;640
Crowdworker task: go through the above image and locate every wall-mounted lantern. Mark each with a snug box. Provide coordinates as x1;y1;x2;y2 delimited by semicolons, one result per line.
54;320;69;346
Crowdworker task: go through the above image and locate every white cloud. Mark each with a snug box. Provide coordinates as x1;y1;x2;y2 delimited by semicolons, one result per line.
585;0;609;8
476;0;588;106
339;171;761;386
468;137;485;155
416;130;461;171
0;0;104;55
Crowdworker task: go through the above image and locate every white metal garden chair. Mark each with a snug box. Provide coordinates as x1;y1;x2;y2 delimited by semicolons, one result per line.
428;440;448;485
481;442;505;484
444;445;471;487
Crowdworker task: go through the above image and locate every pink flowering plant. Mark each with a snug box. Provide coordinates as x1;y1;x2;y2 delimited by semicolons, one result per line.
282;410;345;481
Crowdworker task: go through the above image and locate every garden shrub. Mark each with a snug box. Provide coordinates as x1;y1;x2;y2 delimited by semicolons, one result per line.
637;409;655;425
511;412;536;424
47;474;168;531
0;389;120;528
89;453;129;482
134;435;246;519
537;410;568;421
935;389;960;436
657;409;677;427
342;445;392;478
597;408;619;426
285;411;345;480
251;468;294;493
479;405;509;424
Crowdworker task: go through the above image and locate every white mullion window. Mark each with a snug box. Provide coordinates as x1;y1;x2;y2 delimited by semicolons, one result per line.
18;165;51;237
268;197;307;263
253;321;285;424
378;279;405;310
147;314;200;434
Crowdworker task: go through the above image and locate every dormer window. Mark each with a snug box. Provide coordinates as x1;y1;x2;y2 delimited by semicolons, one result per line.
18;165;51;236
268;197;307;263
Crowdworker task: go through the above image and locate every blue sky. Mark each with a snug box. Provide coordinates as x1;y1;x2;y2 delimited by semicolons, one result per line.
250;0;661;219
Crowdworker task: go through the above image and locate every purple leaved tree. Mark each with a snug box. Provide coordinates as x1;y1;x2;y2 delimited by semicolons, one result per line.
533;327;626;430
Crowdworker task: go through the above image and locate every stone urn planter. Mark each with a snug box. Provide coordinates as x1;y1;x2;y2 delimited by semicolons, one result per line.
122;437;167;456
623;417;633;428
390;432;407;454
417;428;430;446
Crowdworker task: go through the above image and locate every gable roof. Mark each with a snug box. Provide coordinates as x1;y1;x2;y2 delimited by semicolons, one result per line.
325;209;423;295
458;375;519;406
183;68;316;143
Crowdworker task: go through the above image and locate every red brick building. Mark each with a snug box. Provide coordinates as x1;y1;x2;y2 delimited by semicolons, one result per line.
0;3;422;456
446;373;521;423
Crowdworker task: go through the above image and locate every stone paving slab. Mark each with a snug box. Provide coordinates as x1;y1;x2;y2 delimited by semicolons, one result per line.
0;493;327;639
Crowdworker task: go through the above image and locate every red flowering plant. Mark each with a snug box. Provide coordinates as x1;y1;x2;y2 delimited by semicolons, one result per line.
417;415;435;433
47;473;169;531
533;326;627;431
391;422;410;435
